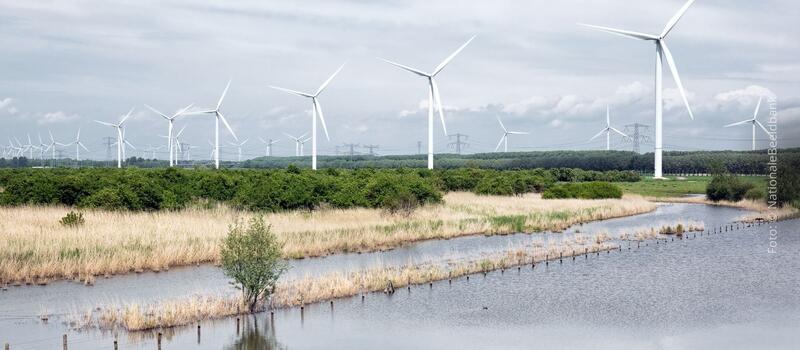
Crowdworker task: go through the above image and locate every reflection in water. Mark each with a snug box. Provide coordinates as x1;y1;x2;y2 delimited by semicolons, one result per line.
225;315;285;350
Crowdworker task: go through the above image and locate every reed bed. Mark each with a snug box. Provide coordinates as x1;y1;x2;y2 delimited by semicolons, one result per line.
0;193;655;284
618;220;705;241
72;237;618;331
654;196;799;223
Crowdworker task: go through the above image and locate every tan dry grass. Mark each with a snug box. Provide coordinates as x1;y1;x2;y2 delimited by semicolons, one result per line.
653;196;799;223
74;237;618;331
0;192;655;284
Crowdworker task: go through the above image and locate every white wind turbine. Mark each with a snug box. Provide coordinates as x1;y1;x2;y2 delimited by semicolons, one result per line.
494;115;529;152
258;137;280;157
145;103;193;167
380;35;476;169
228;139;249;162
95;108;134;168
270;64;345;170
589;105;629;150
171;125;188;163
284;132;308;157
580;0;695;178
723;96;771;151
63;129;89;161
190;81;238;169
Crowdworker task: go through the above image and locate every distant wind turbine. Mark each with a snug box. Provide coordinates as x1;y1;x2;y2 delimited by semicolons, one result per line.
579;0;695;178
189;81;238;169
723;96;771;151
95;108;134;168
145;103;193;167
270;64;345;170
284;132;308;157
494;115;528;152
228;139;249;162
63;129;89;161
589;105;629;151
380;35;476;169
258;137;280;157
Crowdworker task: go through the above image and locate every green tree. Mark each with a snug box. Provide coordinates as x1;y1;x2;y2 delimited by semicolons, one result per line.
220;217;288;313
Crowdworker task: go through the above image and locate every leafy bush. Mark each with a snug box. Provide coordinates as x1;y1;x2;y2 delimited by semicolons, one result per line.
706;175;754;202
220;217;287;313
542;182;623;199
744;187;765;201
59;211;85;227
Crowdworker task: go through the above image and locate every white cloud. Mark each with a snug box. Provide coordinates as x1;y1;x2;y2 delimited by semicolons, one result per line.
38;111;79;125
0;98;15;114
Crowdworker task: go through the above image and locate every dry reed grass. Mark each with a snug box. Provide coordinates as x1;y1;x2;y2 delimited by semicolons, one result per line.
654;196;799;223
0;193;655;284
618;220;705;241
73;236;619;331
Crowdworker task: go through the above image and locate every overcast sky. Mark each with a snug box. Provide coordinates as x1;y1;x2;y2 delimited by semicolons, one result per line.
1;0;798;160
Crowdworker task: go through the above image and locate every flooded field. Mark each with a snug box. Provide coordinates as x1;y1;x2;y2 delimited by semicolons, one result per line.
1;203;797;349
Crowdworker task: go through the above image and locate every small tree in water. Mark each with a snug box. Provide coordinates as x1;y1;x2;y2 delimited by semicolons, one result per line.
221;216;288;313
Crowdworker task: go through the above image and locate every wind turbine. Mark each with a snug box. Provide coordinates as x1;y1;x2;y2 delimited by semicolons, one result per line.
579;0;695;178
63;129;89;161
172;125;188;162
228;139;249;162
299;137;311;156
95;108;134;168
270;64;345;170
589;105;629;151
494;115;529;152
723;96;771;150
145;103;193;167
258;137;280;157
21;134;37;159
284;132;308;157
190;81;238;169
380;35;476;169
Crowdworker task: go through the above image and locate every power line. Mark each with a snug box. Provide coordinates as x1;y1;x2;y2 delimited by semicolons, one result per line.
447;133;469;154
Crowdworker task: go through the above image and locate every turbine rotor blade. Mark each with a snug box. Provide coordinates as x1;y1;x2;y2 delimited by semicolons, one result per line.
316;63;346;96
94;120;116;127
270;86;314;98
755;120;772;136
589;129;606;142
378;58;429;77
79;142;89;152
660;41;694;120
610;126;628;138
217;80;231;110
145;104;169;120
752;96;763;120
495;135;505;152
496;114;507;132
577;23;658;41
119;108;135;125
508;131;529;135
431;79;448;136
661;0;696;39
175;103;195;118
724;120;751;128
217;111;238;141
432;35;476;76
313;99;330;141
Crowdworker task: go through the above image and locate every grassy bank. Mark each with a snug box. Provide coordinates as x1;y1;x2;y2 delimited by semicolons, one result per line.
618;176;766;197
0;192;656;284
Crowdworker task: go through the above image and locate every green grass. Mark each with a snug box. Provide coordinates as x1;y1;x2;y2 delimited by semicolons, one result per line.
618;176;766;198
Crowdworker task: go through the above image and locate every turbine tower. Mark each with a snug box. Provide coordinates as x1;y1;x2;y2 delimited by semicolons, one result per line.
723;96;771;150
380;35;476;169
494;115;528;152
589;105;629;150
94;108;134;168
145;103;193;167
580;0;695;178
44;131;60;160
190;81;238;169
270;64;345;170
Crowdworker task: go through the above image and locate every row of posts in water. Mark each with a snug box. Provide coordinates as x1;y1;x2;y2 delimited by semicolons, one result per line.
2;220;764;350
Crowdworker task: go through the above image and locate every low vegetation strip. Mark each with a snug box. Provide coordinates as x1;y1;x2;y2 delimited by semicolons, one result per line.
71;238;619;331
0;167;640;211
0;192;656;284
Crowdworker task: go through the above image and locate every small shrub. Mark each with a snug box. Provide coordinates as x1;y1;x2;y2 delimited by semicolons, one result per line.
220;217;288;313
59;211;85;227
542;182;622;199
383;191;420;217
706;175;754;202
744;187;765;201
